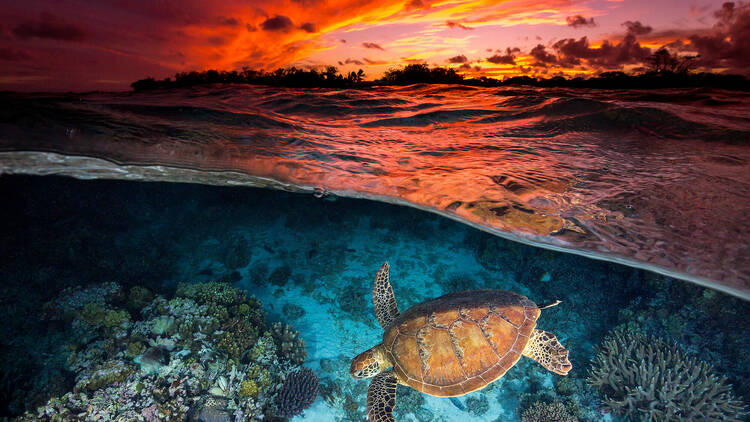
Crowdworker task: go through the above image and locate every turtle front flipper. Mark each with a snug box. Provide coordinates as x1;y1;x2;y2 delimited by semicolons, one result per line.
522;330;572;375
373;262;400;330
367;370;398;422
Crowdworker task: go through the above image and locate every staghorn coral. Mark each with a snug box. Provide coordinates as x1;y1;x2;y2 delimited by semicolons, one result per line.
275;368;319;418
521;401;578;422
588;328;747;421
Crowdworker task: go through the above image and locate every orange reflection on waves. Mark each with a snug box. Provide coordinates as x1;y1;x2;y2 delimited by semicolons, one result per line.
4;84;750;297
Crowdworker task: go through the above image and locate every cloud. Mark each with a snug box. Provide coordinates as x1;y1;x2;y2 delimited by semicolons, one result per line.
0;47;32;61
216;17;240;27
363;57;387;65
299;22;317;33
688;1;750;71
552;34;651;68
448;54;468;63
12;12;87;41
340;58;364;65
487;47;519;64
446;21;474;30
622;20;652;36
260;15;295;32
530;44;557;64
566;15;596;28
246;23;258;32
362;42;384;50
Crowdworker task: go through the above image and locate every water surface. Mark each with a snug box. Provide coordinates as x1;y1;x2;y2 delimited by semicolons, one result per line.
1;84;749;297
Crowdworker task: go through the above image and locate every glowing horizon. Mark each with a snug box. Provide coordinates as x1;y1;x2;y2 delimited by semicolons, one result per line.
0;0;747;91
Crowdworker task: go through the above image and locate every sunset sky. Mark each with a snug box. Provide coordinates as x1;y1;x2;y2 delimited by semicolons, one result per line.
0;0;747;91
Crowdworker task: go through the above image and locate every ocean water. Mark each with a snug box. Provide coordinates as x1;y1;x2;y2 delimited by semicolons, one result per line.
0;84;749;421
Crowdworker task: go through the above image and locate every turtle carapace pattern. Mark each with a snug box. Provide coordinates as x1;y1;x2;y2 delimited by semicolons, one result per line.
350;262;572;422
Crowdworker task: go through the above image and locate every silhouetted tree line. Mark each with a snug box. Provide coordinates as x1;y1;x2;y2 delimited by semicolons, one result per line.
131;66;365;91
131;49;750;92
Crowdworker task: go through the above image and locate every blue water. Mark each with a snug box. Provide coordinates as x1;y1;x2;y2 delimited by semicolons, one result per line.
1;175;748;421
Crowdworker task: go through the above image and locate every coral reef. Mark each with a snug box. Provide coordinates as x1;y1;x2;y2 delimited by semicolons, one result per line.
275;367;319;417
13;281;314;421
521;401;578;422
588;328;747;421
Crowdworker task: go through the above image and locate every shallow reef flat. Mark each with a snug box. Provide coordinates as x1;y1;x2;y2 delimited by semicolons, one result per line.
0;175;748;421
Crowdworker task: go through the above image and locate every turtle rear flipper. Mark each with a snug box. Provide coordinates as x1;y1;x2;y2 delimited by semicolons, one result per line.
373;262;400;330
367;370;397;422
522;329;572;375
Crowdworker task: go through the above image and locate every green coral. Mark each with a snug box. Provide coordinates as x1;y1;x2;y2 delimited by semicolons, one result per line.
217;318;259;359
247;332;277;363
247;365;273;392
78;360;134;391
103;309;130;329
81;302;105;325
239;380;259;398
126;341;145;358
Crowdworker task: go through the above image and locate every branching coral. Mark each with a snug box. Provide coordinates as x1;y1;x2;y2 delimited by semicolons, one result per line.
521;401;578;422
270;322;307;365
275;368;319;418
588;328;747;421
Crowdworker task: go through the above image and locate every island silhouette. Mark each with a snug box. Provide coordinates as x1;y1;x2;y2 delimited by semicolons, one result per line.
131;48;750;92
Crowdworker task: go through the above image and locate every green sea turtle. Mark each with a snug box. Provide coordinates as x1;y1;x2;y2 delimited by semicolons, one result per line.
350;262;572;422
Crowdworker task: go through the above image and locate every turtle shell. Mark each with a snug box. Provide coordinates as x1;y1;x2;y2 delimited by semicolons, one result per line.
382;289;539;397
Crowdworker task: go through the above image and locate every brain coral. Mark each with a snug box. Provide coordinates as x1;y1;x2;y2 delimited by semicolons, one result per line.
588;328;747;421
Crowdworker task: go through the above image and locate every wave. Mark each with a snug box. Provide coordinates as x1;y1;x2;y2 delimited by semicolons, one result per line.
1;84;749;299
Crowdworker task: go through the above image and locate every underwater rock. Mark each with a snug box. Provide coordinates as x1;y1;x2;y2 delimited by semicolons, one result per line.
275;368;319;418
588;328;747;421
220;234;251;270
269;265;292;286
282;303;306;320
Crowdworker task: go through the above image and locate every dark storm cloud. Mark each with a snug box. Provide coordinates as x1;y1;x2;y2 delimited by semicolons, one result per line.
459;63;471;70
0;47;32;61
530;44;557;65
446;21;474;30
566;15;596;28
246;24;258;32
552;34;651;68
689;1;750;70
260;15;295;31
362;42;384;50
622;20;652;36
216;16;240;27
363;58;387;65
299;22;317;33
12;12;88;41
341;58;364;65
487;47;519;65
448;54;468;63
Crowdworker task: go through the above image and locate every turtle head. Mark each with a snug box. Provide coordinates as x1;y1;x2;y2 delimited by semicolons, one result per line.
350;344;388;379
